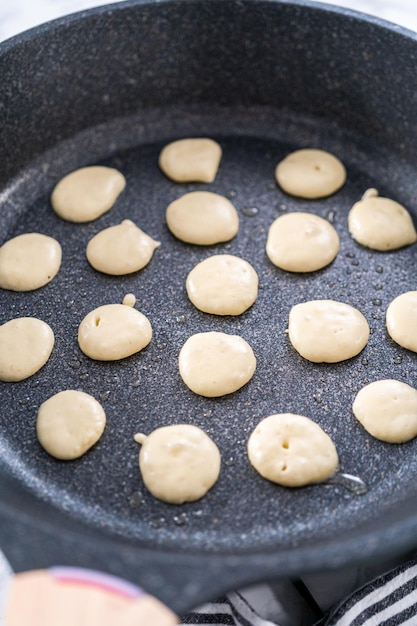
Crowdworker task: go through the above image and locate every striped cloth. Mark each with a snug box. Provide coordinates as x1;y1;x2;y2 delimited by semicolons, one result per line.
182;592;281;626
323;559;417;626
181;557;417;626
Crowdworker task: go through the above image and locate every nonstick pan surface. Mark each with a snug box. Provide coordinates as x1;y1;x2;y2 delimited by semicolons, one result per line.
2;0;417;614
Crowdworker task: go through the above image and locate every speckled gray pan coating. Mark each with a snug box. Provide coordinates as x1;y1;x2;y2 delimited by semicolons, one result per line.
1;0;417;613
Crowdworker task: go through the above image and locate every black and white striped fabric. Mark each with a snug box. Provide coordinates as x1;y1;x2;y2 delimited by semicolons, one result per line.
323;558;417;626
181;592;281;626
181;557;417;626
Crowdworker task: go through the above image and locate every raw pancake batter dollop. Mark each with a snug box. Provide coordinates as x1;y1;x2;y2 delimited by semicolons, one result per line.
266;212;339;272
0;317;54;382
179;331;256;397
122;293;137;307
134;424;221;504
166;191;239;245
78;301;152;361
348;188;417;250
288;299;369;363
36;390;106;460
0;233;61;291
386;291;417;353
159;138;222;183
353;379;417;443
186;254;258;315
51;165;126;222
247;413;338;487
86;219;160;275
275;148;346;199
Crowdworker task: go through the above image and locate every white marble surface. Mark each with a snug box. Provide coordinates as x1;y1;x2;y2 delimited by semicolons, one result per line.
0;0;417;42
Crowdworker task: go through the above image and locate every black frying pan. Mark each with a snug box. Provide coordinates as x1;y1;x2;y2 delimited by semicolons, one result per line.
2;0;417;614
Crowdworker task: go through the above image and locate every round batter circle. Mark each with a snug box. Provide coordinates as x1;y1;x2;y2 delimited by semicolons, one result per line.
348;192;417;251
36;390;106;460
0;317;55;382
288;299;370;363
353;379;417;443
266;212;340;272
178;331;256;397
186;254;258;315
78;303;152;361
386;291;417;353
86;219;160;275
0;233;62;291
275;148;346;199
135;424;221;504
158;137;222;183
165;191;239;245
51;165;126;223
247;413;339;487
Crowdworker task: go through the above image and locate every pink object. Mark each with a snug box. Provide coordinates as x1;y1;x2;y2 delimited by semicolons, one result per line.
50;567;144;600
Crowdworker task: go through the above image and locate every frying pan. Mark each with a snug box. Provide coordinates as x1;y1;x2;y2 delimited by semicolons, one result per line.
2;0;417;615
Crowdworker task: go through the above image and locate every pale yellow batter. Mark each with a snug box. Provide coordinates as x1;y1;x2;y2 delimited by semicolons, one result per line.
134;424;221;504
78;302;152;361
179;331;256;397
288;300;370;363
186;254;258;315
122;293;137;307
36;390;106;460
158;138;222;183
348;189;417;250
165;191;239;245
266;212;340;272
275;148;346;199
353;379;417;443
0;233;61;291
386;291;417;352
247;413;338;487
51;166;126;223
0;317;54;382
86;219;160;275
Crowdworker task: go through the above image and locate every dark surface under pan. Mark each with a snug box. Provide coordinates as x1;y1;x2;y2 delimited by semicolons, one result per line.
2;0;417;614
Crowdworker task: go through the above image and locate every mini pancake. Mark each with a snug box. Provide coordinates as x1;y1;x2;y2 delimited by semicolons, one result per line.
275;148;346;199
266;212;339;272
353;379;417;443
348;189;417;251
0;317;54;382
134;425;221;504
0;233;61;291
247;413;338;487
386;291;417;353
86;219;160;275
186;254;258;315
51;165;126;222
158;137;222;183
165;191;239;245
288;299;369;363
179;331;256;397
36;390;106;460
78;303;152;361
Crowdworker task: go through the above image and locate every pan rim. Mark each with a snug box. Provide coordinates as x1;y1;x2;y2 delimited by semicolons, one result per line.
1;0;417;51
2;0;417;613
